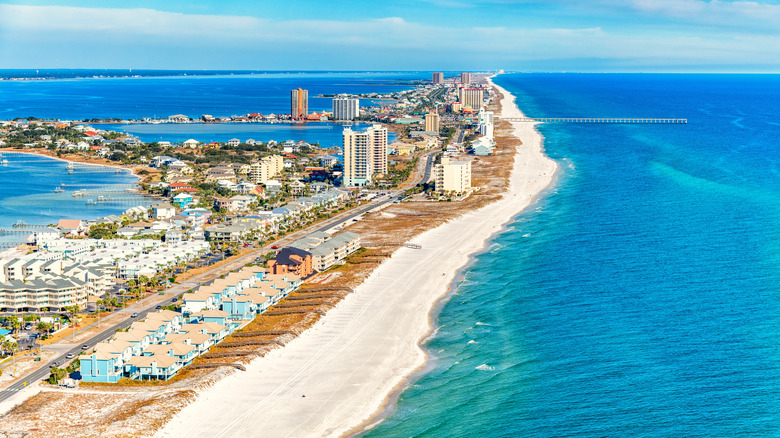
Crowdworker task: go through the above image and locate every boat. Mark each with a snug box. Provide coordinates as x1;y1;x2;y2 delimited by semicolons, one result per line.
73;190;86;197
1;159;8;165
54;187;64;193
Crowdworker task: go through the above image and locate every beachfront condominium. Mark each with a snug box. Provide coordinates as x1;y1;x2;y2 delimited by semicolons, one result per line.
434;155;472;194
425;112;440;133
477;108;494;139
291;88;308;120
343;124;388;187
461;72;471;85
333;97;360;121
432;72;444;84
461;88;484;111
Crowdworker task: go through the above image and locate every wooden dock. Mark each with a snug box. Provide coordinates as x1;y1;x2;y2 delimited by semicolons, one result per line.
499;117;687;124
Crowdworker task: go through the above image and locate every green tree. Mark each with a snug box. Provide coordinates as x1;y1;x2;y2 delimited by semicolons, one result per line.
10;319;21;335
36;321;52;337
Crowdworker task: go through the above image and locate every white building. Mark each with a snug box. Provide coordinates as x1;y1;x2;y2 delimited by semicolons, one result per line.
342;124;388;187
477;108;494;140
332;97;359;121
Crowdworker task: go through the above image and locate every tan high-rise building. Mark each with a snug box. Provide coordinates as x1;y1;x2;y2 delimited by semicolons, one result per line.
461;72;471;85
249;155;285;184
343;124;388;187
432;72;444;84
291;88;308;120
369;124;388;176
461;88;484;110
425;112;440;133
434;156;471;194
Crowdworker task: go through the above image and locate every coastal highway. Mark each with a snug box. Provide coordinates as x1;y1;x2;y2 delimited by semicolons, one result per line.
314;149;440;232
0;148;439;404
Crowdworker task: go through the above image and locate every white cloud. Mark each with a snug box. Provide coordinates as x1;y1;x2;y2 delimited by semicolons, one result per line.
0;3;779;70
625;0;780;28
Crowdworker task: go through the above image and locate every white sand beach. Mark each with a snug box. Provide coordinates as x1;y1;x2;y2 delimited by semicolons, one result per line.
156;79;558;438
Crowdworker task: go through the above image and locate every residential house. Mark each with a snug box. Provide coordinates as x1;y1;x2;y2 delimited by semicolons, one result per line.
152;203;177;220
172;193;193;208
267;247;314;278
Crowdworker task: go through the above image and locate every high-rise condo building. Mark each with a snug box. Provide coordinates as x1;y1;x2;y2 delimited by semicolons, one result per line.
332;97;360;121
461;88;484;110
434;156;472;194
461;72;471;84
477;108;494;139
291;88;308;120
343;124;388;187
425;112;440;133
432;72;444;84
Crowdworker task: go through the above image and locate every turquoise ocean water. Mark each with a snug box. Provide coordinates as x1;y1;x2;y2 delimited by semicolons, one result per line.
364;74;780;437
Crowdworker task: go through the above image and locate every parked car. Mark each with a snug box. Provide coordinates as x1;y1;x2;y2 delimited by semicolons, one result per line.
271;245;279;249
155;305;162;310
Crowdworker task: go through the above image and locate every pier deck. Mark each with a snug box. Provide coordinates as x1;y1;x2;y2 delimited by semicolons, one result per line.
499;117;687;124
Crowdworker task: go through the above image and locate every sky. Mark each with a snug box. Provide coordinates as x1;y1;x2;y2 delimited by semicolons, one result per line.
1;0;780;72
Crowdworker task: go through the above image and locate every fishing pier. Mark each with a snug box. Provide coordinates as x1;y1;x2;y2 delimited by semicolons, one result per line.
499;117;687;124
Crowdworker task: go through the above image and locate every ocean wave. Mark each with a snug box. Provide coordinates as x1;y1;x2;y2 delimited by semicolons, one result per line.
475;364;494;371
467;340;477;345
475;322;491;326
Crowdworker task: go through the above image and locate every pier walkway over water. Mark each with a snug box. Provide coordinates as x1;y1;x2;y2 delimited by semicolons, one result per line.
499;117;687;124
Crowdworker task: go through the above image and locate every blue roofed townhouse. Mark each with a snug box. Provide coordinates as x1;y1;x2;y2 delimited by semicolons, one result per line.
113;329;154;351
145;309;184;334
143;342;198;366
219;296;255;322
180;322;230;342
129;321;169;344
239;290;271;313
81;351;123;383
191;309;230;326
163;331;213;355
125;354;181;381
244;282;285;306
182;291;217;315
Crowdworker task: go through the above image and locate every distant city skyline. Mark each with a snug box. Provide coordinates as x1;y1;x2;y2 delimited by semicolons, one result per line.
2;0;780;72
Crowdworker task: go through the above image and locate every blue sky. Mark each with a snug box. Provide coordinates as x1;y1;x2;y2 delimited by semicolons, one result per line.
1;0;780;71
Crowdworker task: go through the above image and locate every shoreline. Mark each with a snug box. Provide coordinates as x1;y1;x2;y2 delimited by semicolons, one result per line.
350;77;559;435
155;76;559;438
0;147;143;179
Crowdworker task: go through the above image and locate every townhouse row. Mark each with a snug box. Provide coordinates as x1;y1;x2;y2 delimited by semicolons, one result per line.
81;266;301;382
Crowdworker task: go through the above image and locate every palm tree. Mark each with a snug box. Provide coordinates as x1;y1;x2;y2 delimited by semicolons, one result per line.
10;319;21;336
64;306;80;337
1;340;12;357
35;321;52;348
